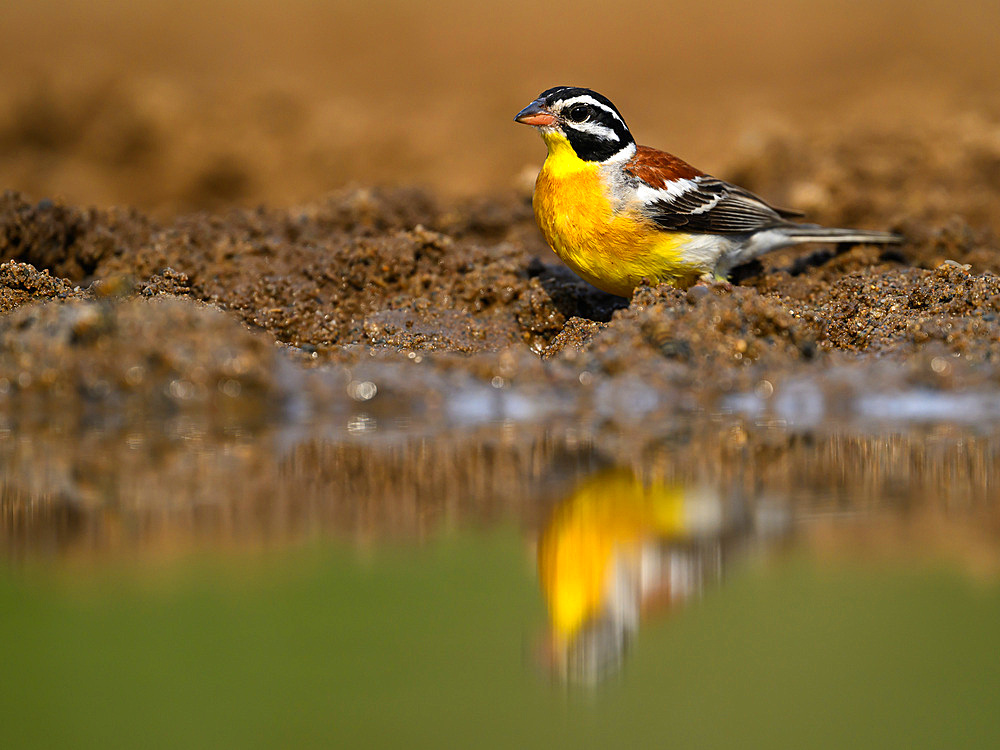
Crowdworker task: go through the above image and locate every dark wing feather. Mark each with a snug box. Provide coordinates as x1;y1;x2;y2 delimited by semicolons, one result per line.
641;177;791;234
622;145;803;233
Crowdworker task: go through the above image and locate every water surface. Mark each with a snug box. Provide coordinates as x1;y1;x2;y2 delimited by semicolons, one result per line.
2;398;999;748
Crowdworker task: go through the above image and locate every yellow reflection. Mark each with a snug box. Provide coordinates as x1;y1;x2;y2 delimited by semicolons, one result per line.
537;469;734;684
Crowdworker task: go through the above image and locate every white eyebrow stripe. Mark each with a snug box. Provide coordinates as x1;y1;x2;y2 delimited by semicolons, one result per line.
566;120;620;142
557;95;624;124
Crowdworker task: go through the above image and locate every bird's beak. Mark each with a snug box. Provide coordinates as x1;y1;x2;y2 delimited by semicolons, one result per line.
514;99;557;127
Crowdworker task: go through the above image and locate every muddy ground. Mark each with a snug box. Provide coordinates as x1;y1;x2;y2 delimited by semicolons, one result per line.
2;106;1000;414
0;2;998;412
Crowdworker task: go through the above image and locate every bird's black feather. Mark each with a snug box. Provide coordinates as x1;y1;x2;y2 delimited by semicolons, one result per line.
640;178;795;234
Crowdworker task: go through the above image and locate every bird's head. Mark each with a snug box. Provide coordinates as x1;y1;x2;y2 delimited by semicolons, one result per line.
515;87;636;163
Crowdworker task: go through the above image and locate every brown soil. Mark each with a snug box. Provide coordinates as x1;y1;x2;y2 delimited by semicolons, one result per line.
2;108;999;410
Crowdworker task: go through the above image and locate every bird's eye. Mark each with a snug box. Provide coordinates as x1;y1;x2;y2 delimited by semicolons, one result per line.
565;104;590;123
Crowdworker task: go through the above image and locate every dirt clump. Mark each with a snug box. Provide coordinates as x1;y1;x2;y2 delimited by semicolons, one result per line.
817;263;1000;359
0;260;80;315
0;192;153;280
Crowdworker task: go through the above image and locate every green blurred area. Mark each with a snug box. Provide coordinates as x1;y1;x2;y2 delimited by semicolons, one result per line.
2;532;998;749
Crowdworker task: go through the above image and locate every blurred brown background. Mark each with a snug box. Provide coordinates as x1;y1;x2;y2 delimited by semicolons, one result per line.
2;0;999;215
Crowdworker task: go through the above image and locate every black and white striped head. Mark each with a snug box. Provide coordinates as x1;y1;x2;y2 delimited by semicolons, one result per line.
514;87;635;163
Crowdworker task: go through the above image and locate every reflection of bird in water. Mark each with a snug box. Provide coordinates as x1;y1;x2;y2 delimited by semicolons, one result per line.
536;469;737;685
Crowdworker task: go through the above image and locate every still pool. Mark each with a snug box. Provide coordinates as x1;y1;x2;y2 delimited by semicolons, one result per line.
2;410;999;748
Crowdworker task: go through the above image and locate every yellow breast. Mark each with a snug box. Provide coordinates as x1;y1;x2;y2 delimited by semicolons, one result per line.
532;132;702;296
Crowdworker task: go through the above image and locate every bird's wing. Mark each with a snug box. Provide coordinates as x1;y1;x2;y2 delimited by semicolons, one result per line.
623;145;799;234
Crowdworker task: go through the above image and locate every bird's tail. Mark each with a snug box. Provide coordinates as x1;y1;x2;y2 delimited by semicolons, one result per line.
732;224;902;268
774;225;903;246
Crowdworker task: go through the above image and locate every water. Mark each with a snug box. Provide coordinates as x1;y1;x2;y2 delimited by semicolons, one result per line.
2;380;999;748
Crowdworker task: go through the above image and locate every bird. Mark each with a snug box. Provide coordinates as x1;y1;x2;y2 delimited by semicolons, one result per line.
514;86;902;296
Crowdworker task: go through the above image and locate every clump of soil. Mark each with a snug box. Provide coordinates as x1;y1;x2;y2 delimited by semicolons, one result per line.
817;263;1000;358
0;259;80;314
